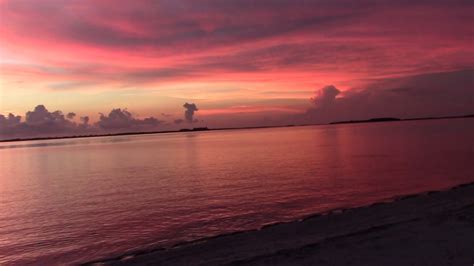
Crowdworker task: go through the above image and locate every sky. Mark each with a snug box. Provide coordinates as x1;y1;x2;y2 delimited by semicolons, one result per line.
0;0;473;139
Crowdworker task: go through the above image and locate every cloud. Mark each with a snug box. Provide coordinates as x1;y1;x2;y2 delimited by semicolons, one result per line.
66;112;76;119
302;69;474;123
0;105;83;139
0;105;163;140
311;85;340;107
80;116;90;127
183;103;199;123
0;113;22;129
97;108;162;131
1;69;473;140
80;116;89;124
1;0;472;92
24;105;77;130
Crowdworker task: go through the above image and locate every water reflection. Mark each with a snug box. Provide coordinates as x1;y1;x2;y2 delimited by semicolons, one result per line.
0;119;473;264
0;135;141;150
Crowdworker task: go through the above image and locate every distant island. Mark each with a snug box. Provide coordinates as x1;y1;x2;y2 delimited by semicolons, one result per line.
330;117;401;124
1;114;473;143
179;127;210;132
330;114;474;125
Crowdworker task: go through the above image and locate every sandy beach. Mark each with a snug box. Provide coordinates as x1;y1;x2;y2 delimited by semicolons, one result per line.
88;182;474;265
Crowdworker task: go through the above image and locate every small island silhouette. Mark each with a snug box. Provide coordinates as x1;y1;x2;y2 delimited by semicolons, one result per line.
179;127;210;132
330;117;401;124
330;114;474;125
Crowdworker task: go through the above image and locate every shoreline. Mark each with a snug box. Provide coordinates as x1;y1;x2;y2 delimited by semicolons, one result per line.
2;114;473;143
86;182;474;265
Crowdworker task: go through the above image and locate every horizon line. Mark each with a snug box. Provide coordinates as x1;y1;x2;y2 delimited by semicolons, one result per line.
1;114;473;143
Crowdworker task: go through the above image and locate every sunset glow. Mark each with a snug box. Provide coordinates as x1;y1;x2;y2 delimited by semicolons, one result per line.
1;2;474;264
0;0;473;138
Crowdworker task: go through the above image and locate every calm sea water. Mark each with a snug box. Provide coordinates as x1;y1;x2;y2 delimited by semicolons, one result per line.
0;119;473;264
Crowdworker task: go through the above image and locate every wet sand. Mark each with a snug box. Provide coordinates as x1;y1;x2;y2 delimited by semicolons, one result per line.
89;183;474;265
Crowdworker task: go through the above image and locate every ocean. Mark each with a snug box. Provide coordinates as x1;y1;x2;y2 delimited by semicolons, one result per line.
0;118;473;264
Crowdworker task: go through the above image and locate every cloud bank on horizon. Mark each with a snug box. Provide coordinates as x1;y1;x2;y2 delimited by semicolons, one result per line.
301;69;474;124
2;69;473;140
0;102;203;139
0;0;473;138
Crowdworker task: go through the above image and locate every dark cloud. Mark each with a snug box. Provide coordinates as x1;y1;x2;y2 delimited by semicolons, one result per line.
24;105;76;129
174;119;184;124
80;116;90;127
311;85;340;108
66;112;76;119
0;105;163;140
302;69;474;123
3;0;470;52
97;108;161;131
0;105;83;139
0;113;22;129
183;103;199;123
3;1;359;49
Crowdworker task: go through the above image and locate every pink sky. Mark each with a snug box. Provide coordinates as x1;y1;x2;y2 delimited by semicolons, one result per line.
0;0;473;138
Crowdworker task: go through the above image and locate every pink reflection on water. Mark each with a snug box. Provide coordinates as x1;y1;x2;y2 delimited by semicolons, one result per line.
0;118;473;264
